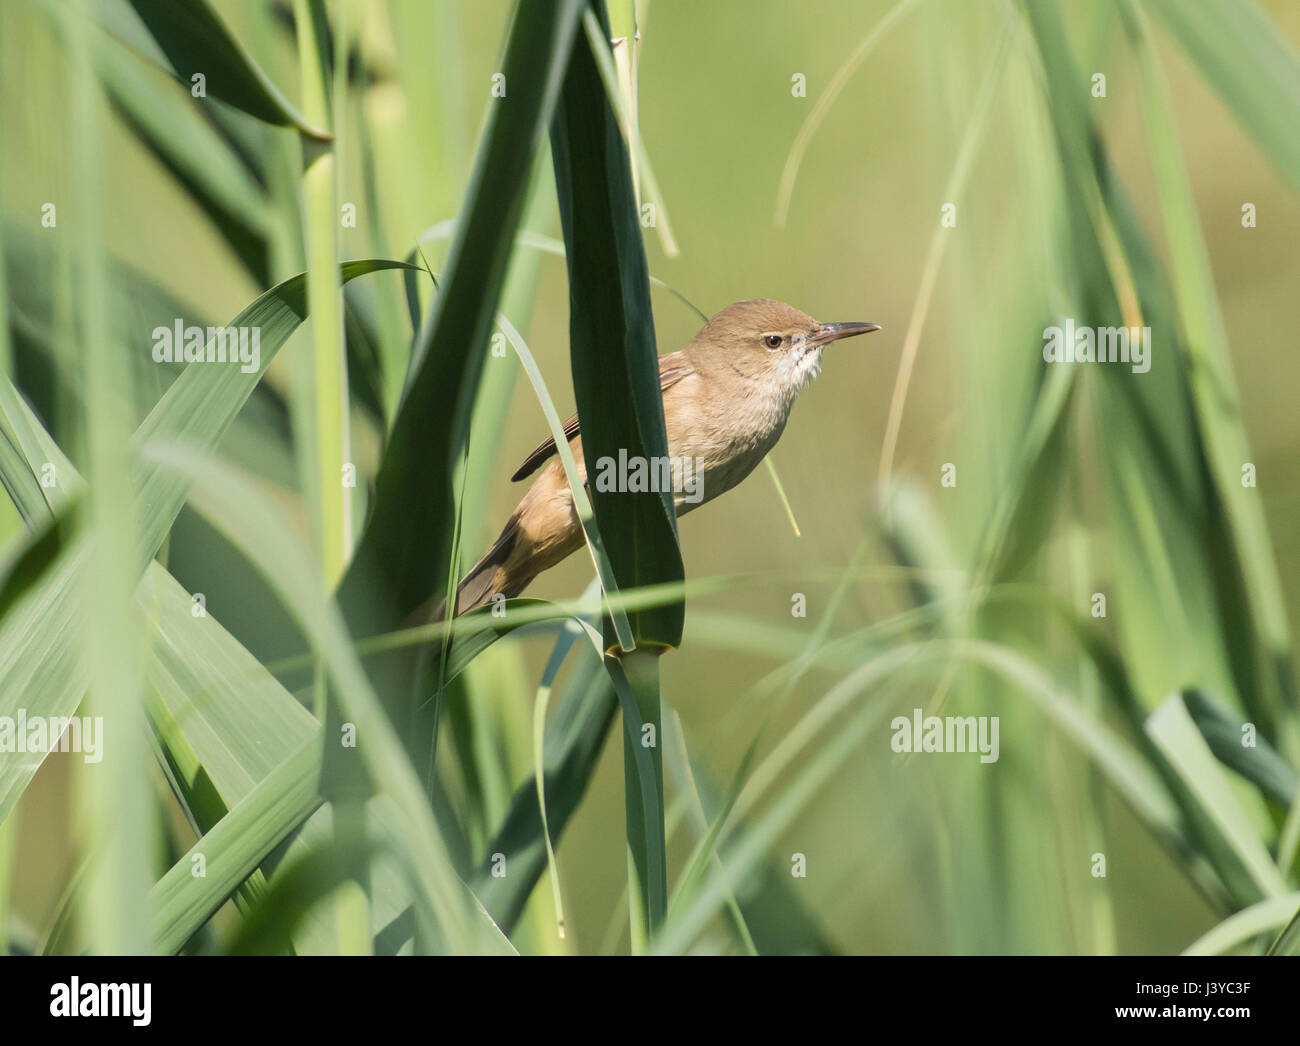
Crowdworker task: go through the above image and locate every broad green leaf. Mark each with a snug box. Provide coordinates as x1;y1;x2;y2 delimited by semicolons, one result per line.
1125;1;1298;763
549;1;683;652
1146;692;1288;905
33;0;274;281
1144;0;1300;191
143;555;419;955
337;2;585;728
222;836;378;956
143;441;512;953
0;499;73;623
0;260;413;824
1182;892;1300;956
340;0;583;627
3;226;294;487
119;0;330;139
473;644;617;933
0;356;406;955
1268;903;1300;955
549;0;684;943
1021;0;1290;759
1182;689;1296;805
149;733;324;954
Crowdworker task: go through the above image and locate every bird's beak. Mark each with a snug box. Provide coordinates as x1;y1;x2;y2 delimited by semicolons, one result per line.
811;321;882;348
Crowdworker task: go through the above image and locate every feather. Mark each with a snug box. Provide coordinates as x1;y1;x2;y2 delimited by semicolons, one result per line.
510;351;695;481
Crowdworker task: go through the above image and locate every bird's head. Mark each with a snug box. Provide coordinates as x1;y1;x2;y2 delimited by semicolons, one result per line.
687;298;881;401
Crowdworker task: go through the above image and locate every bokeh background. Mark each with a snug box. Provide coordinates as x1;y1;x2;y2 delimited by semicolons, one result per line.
2;0;1298;954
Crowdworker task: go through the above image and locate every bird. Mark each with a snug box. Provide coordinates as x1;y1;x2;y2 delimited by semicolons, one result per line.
443;298;880;618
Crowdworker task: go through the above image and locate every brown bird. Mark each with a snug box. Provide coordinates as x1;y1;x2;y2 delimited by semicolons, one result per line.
446;298;880;617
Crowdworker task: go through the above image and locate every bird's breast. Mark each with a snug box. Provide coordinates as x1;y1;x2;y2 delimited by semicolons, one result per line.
666;381;792;514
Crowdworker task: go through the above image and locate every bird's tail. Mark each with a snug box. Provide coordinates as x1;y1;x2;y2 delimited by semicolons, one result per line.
431;512;528;622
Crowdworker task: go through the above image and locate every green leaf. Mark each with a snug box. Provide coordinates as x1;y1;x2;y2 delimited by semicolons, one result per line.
141;557;417;955
661;705;838;955
143;441;512;954
473;643;617;933
1124;1;1298;763
549;0;685;944
3;225;293;483
222;835;378;956
1145;692;1288;906
149;733;324;954
339;1;582;629
1267;902;1300;955
0;310;410;954
493;311;632;646
1183;689;1297;805
608;648;668;945
653;663;896;954
1181;893;1300;956
0;502;74;626
1144;0;1300;191
0;260;414;825
549;0;684;652
30;0;276;281
336;0;584;776
120;0;330;139
1022;0;1294;759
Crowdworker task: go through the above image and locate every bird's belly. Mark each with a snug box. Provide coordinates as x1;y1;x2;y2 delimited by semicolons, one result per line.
673;428;783;516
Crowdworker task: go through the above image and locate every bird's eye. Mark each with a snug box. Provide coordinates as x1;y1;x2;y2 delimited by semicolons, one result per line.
764;334;783;349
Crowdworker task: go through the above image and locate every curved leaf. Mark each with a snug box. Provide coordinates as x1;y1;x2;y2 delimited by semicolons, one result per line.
122;0;330;139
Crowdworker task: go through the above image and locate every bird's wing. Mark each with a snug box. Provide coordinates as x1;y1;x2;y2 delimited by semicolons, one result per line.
510;351;695;482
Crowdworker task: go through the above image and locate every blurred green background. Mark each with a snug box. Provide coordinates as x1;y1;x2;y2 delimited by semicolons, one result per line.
2;0;1299;954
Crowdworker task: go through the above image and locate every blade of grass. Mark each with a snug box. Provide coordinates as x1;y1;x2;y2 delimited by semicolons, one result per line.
580;8;677;256
1145;692;1287;905
149;732;324;954
119;0;330;138
550;0;684;943
1181;689;1296;805
293;0;350;589
472;643;617;934
493;311;632;645
336;4;585;793
1267;902;1300;955
70;0;154;952
1144;0;1300;190
774;0;925;227
33;0;275;282
0;261;413;825
142;440;513;953
877;17;1012;492
1124;0;1298;762
1182;893;1300;956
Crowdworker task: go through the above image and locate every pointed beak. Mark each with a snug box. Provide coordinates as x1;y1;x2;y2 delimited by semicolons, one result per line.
811;321;882;348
